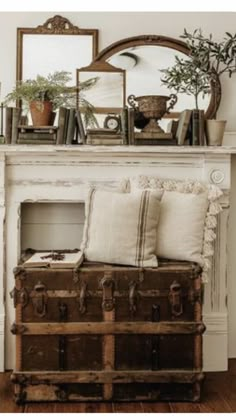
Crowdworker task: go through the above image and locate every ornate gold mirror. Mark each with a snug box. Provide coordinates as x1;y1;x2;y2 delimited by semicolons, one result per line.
17;15;99;85
96;35;221;119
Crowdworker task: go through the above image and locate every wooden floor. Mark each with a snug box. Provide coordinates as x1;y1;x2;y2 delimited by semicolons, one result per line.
1;360;236;413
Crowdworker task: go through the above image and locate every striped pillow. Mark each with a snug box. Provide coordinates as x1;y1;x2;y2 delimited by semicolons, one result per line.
81;188;161;267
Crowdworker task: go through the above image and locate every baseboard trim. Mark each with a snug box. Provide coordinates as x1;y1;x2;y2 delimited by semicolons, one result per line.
203;312;228;334
203;312;228;371
0;312;5;372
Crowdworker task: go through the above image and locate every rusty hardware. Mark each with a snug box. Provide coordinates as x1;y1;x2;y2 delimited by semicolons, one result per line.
139;269;145;283
10;322;27;335
31;281;48;318
10;287;29;308
168;280;183;317
129;281;138;314
197;323;206;334
10;373;18;384
152;304;160;371
195;372;205;382
13;266;26;281
73;267;80;283
100;271;115;311
59;302;68;322
59;336;66;371
55;387;69;401
15;389;27;405
77;281;87;314
188;288;203;305
10;373;27;385
190;263;202;279
58;303;67;370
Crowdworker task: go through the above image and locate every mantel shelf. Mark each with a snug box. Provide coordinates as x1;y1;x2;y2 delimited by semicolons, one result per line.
1;144;236;156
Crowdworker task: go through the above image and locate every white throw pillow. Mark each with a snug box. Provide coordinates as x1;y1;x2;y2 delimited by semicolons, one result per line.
127;175;223;282
156;190;209;264
81;188;161;268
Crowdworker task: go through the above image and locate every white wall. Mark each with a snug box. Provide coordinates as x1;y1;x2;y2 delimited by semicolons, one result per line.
0;11;236;357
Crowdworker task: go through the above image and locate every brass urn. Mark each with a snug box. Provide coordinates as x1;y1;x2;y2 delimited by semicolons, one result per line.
128;94;178;133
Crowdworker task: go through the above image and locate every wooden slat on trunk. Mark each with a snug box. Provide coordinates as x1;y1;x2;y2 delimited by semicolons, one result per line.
103;309;115;400
12;321;204;335
12;369;204;384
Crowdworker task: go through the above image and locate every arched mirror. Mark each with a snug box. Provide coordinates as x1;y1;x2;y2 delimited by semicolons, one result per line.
96;35;221;120
17;15;99;85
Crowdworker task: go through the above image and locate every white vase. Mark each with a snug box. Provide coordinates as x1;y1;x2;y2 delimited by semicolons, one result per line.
205;120;226;146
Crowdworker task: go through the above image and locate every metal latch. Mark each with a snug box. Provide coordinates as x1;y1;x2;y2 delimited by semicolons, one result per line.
168;280;183;317
10;287;29;308
76;281;87;314
188;287;203;305
129;281;138;314
31;281;48;318
100;271;115;311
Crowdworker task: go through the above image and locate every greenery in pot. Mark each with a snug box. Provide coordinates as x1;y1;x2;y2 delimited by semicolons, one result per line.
4;70;98;127
160;54;211;110
181;28;236;83
161;28;236;118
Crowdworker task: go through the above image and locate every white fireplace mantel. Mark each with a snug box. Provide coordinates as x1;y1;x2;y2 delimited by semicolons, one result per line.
0;144;235;372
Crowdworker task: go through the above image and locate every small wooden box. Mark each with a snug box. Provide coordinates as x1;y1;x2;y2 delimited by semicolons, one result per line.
10;254;205;403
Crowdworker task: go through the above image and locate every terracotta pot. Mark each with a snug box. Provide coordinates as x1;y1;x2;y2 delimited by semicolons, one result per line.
206;120;226;146
29;101;53;126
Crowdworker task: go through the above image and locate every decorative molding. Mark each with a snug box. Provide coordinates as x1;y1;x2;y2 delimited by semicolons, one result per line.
210;169;225;184
35;15;85;35
203;312;228;334
203;312;228;372
2;144;236;154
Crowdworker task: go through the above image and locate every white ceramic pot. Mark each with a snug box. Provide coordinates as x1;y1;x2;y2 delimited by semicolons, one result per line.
205;120;227;146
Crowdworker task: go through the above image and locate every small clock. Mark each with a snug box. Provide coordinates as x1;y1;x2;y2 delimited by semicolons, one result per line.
103;114;121;132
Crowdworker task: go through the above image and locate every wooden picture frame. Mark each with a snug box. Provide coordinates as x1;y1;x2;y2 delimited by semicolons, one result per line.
17;15;98;84
96;35;221;120
77;60;126;114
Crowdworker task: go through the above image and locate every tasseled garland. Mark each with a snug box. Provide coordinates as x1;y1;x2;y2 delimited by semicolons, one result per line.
125;175;223;283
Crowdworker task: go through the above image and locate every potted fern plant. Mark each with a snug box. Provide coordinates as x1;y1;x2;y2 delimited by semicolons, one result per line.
161;29;236;145
5;70;98;127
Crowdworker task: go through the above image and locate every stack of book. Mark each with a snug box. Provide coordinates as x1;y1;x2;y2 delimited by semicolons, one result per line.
134;131;177;146
4;106;84;145
86;127;124;145
17;125;57;145
5;107;22;144
176;109;206;146
56;107;85;145
190;109;205;146
127;108;177;145
127;107;206;147
0;103;4;144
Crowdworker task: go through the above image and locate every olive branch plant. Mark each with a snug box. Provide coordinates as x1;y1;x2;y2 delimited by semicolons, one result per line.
161;28;236;118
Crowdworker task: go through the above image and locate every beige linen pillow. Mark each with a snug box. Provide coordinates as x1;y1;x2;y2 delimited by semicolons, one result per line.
156;190;209;264
81;188;161;267
128;175;223;282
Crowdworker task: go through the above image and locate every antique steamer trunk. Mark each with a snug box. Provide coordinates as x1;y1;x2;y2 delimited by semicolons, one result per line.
10;255;205;403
